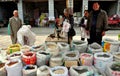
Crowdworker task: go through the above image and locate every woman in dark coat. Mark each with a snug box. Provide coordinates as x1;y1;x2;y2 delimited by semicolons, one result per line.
63;8;76;46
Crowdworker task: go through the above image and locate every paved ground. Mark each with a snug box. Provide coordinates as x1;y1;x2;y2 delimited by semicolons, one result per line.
0;27;119;49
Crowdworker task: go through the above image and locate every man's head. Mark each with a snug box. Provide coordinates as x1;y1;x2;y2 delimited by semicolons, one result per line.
13;10;18;17
93;2;100;11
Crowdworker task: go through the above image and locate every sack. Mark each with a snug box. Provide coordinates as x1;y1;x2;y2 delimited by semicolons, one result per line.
94;52;113;72
68;28;76;36
50;66;68;76
7;23;11;35
0;63;6;76
88;42;103;54
37;65;50;76
23;65;37;76
5;59;23;76
72;40;88;53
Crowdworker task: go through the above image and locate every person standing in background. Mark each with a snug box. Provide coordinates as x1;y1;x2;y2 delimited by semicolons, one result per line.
9;10;22;44
63;8;76;46
79;10;90;42
86;2;108;45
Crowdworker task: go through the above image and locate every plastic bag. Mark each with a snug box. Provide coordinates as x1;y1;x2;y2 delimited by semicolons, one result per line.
103;38;120;54
37;65;50;76
62;21;70;32
7;23;11;35
7;44;21;54
23;65;37;76
22;52;36;65
5;59;23;76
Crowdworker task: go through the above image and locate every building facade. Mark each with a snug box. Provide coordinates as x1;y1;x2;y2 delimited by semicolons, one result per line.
0;0;119;27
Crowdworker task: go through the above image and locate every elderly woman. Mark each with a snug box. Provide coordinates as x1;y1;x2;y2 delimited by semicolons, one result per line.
17;25;36;46
63;8;76;46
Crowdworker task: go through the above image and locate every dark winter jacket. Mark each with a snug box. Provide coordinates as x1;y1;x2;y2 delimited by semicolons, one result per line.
86;9;108;32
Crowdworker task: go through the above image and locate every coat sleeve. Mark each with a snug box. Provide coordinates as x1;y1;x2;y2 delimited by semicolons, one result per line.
103;11;108;31
9;18;14;35
79;17;84;27
69;15;74;28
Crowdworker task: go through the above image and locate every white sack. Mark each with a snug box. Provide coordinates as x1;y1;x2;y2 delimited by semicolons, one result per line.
0;63;6;76
57;42;69;53
50;54;63;67
88;42;103;54
5;59;23;76
46;42;59;56
94;52;113;72
37;51;51;67
72;40;88;53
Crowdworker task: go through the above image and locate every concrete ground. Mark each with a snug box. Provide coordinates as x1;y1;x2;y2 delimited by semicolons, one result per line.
0;27;119;49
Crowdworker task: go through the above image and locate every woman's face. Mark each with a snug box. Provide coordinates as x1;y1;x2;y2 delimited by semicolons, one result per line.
93;3;100;11
64;12;68;16
84;11;89;17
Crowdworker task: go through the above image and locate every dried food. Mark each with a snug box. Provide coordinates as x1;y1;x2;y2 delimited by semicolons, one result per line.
53;69;64;74
7;61;18;66
74;68;88;74
41;68;48;72
25;66;35;70
97;54;110;58
81;53;91;57
116;54;120;57
10;53;21;57
61;44;66;47
66;53;76;57
47;44;56;49
0;63;5;68
25;53;33;56
39;52;49;55
33;45;42;49
111;63;120;71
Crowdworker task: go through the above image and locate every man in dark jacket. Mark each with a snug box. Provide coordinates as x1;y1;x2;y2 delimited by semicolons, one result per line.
86;2;108;45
